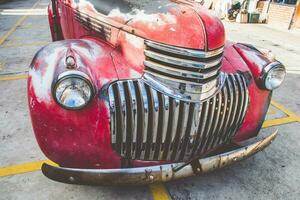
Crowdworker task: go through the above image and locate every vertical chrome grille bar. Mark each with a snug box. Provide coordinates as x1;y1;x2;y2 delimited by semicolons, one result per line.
167;99;180;160
179;103;195;161
228;74;247;139
123;82;133;158
127;81;138;157
149;88;160;160
144;84;154;160
108;86;116;148
206;91;223;150
171;99;180;143
239;75;249;125
111;83;122;152
170;102;188;160
185;103;201;158
178;103;190;148
162;98;175;160
158;95;170;160
139;82;149;159
224;74;239;142
209;87;227;148
191;101;208;158
219;75;234;143
199;97;216;154
117;82;127;155
202;94;220;153
134;81;143;159
214;85;229;146
153;92;164;160
161;95;170;144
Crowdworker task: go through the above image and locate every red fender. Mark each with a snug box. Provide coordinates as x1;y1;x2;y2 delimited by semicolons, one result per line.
28;38;122;169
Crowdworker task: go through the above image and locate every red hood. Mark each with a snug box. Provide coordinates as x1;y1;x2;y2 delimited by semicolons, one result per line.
69;0;225;50
111;4;208;49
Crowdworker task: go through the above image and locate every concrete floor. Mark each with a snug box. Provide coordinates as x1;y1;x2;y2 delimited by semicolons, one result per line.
0;0;300;199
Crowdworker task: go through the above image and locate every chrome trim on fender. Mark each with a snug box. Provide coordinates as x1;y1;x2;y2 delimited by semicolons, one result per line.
262;61;283;75
42;130;278;186
57;70;91;81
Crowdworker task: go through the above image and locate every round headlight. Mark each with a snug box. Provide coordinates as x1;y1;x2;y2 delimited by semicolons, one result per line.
262;62;286;90
53;71;94;110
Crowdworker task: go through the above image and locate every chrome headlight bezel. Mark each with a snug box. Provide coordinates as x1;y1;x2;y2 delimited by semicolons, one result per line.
52;71;94;110
261;61;286;91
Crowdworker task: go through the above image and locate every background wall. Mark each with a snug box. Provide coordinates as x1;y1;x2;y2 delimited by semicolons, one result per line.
268;3;296;29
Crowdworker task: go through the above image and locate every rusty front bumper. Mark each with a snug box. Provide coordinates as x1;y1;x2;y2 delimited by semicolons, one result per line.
42;130;278;186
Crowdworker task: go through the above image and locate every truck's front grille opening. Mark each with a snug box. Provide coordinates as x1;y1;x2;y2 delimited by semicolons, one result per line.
107;73;249;162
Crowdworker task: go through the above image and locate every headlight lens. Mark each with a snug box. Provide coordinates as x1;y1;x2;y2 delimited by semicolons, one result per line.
263;62;286;90
53;72;93;110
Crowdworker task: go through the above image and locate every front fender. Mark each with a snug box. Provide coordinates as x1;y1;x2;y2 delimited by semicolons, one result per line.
28;38;122;169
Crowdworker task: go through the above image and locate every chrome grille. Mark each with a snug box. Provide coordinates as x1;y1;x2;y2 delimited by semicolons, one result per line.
144;41;224;101
107;73;249;162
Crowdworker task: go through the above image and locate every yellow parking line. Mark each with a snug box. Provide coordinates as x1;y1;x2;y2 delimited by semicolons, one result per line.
271;101;300;121
267;109;276;115
19;24;49;29
0;0;41;46
0;160;57;177
0;16;27;46
1;41;48;48
0;75;28;81
262;116;298;128
149;183;171;200
263;101;300;128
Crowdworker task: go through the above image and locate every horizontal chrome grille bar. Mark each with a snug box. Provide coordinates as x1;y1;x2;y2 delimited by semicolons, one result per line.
107;73;249;162
144;61;220;84
145;40;224;59
144;50;222;70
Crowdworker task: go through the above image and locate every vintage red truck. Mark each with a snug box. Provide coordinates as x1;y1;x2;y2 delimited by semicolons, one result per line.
27;0;286;185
